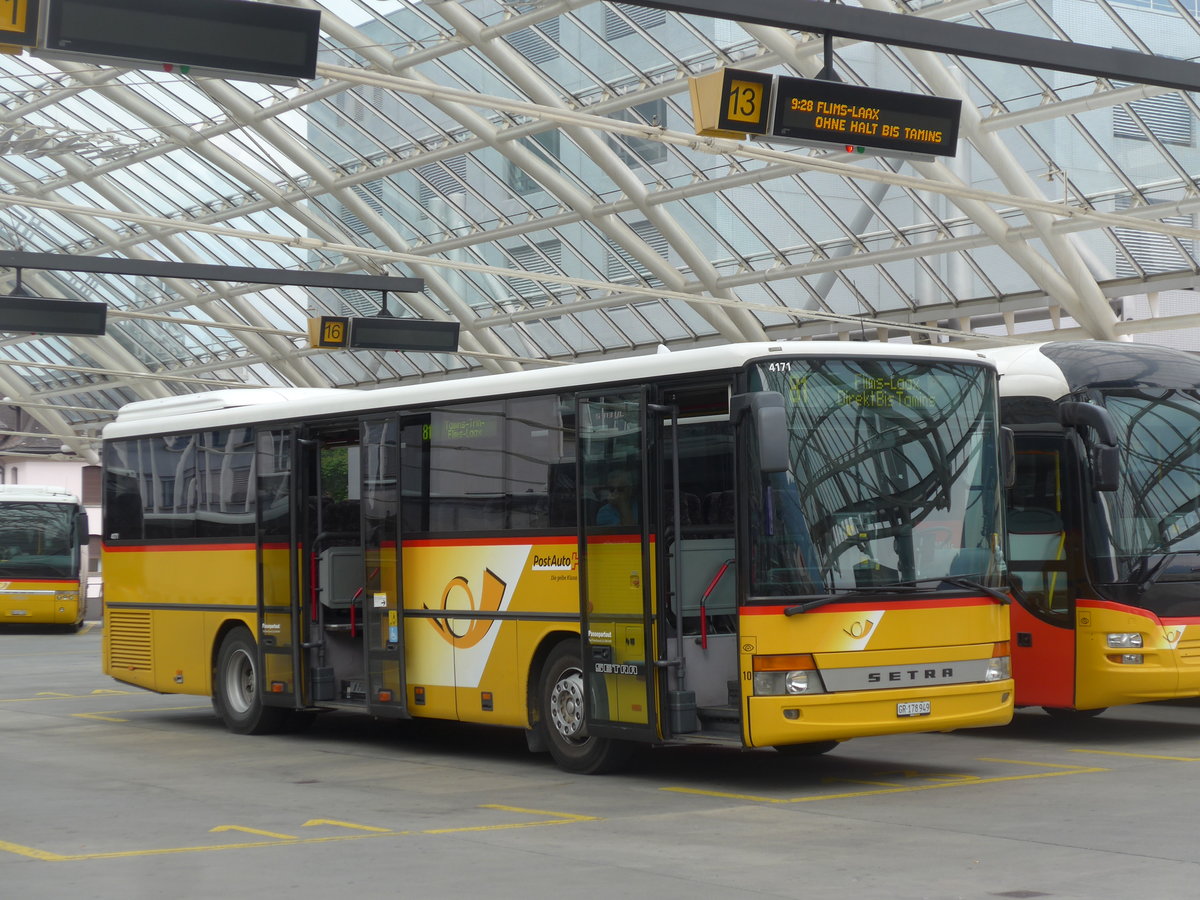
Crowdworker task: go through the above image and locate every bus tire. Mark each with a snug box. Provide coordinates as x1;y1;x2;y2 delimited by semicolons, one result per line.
1043;706;1106;720
539;640;633;775
774;740;839;756
213;627;289;735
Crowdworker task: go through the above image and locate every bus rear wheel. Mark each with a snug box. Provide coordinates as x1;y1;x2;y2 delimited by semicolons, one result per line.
539;641;633;775
213;627;289;735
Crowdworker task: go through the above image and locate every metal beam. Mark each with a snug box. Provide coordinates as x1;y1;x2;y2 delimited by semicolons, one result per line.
628;0;1200;92
0;251;423;293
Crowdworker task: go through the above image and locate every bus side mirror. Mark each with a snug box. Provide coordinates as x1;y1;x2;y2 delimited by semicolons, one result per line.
77;511;89;545
1091;445;1120;493
1001;426;1015;489
1059;401;1120;492
731;391;788;474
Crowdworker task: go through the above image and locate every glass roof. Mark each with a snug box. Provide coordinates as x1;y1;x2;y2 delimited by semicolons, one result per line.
0;0;1197;463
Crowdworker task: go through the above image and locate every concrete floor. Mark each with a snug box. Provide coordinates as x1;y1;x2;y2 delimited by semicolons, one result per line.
3;623;1200;900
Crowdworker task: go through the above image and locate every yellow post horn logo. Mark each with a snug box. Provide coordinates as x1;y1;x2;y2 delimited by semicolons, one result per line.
427;569;507;648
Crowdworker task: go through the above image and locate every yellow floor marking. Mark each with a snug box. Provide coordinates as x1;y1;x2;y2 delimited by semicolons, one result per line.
0;689;137;704
664;760;1107;803
0;806;600;862
71;705;208;723
1070;748;1200;762
302;819;392;833
211;826;296;840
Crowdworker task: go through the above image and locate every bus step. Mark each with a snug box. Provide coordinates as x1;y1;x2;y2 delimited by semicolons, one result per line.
696;704;741;733
341;680;366;701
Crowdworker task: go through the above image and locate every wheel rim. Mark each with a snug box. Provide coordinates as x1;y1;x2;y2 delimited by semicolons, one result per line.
548;665;585;743
224;647;255;715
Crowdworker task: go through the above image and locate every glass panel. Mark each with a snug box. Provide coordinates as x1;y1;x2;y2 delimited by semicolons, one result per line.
0;503;78;578
580;393;653;732
748;358;1003;597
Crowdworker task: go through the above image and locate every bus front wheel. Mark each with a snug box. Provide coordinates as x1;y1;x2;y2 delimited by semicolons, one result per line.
538;641;633;775
213;627;288;735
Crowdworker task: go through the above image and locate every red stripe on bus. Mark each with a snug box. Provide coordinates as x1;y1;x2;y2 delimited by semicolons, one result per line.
103;543;276;552
1078;597;1200;625
402;535;579;548
740;596;997;614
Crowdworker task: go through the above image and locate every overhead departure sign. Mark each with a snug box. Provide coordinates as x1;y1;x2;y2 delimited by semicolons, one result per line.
772;76;961;158
0;295;107;335
307;316;460;353
37;0;320;82
690;67;962;158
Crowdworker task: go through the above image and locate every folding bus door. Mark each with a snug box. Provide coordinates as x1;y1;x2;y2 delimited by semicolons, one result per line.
255;426;303;708
577;390;661;743
360;415;406;717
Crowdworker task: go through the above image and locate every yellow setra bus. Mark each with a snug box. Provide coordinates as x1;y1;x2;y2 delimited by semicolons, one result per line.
0;485;89;631
102;342;1013;772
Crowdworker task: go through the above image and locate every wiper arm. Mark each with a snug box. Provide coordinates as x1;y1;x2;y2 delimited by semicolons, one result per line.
784;585;924;616
898;576;1011;605
1137;553;1179;593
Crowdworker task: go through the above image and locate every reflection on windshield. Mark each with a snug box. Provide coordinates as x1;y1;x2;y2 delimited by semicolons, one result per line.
749;358;1003;597
1095;388;1200;585
0;503;77;579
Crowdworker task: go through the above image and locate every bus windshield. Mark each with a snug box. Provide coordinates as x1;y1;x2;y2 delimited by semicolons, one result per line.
748;358;1004;598
1091;387;1200;590
0;502;79;579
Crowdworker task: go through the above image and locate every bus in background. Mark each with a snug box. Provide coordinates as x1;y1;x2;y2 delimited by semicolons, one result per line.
0;485;89;631
985;341;1200;716
101;342;1012;773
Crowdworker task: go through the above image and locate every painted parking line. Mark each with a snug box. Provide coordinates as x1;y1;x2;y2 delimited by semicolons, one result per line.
0;689;136;704
662;758;1107;803
71;705;209;723
0;806;601;862
1069;748;1200;762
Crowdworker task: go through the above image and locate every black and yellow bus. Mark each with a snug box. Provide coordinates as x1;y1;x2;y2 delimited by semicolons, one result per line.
102;341;1013;772
987;340;1200;715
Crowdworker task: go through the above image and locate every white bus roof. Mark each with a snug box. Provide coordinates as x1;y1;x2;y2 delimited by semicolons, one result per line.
105;341;995;439
978;343;1068;401
0;485;82;505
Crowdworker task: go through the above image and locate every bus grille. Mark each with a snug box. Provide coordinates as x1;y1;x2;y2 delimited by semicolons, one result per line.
108;610;153;670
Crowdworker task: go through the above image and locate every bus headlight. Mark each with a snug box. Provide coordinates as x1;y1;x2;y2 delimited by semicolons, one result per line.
1106;632;1143;649
984;655;1011;682
752;654;826;696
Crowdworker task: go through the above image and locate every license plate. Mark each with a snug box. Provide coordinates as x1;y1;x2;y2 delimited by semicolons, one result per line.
897;701;931;717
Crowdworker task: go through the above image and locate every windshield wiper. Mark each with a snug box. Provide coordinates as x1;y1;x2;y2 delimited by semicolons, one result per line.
896;576;1011;605
784;585;925;615
784;577;1010;615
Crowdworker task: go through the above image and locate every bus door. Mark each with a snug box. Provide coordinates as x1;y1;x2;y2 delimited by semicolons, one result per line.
578;391;661;742
1007;438;1076;708
255;426;303;710
359;415;406;717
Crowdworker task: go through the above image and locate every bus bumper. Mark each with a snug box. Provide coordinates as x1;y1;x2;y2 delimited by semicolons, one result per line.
1;591;82;626
747;679;1014;748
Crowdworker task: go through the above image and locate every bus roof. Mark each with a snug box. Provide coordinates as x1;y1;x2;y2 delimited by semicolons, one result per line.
105;341;994;439
983;341;1200;400
0;485;81;505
